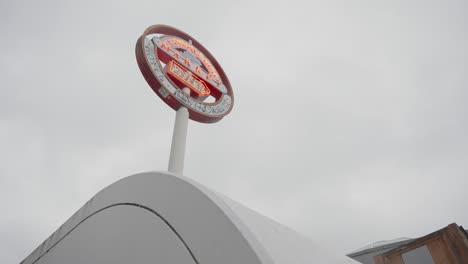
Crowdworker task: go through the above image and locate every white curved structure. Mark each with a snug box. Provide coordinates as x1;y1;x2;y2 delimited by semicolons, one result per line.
22;172;359;264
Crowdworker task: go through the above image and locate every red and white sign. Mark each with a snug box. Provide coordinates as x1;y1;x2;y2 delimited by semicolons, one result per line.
135;25;234;123
167;60;210;96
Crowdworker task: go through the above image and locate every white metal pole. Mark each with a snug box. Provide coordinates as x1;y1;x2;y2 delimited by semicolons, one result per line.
168;93;190;175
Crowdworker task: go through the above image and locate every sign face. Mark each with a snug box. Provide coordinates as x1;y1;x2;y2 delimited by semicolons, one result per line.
167;60;210;96
136;25;234;123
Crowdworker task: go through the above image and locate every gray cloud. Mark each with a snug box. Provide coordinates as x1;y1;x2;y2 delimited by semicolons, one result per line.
1;0;467;263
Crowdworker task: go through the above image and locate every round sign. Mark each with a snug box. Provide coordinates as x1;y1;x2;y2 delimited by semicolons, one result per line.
136;25;234;123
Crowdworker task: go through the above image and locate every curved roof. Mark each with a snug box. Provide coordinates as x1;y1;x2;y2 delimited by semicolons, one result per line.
22;172;359;264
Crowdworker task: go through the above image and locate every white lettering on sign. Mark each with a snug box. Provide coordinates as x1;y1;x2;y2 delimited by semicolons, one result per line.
168;60;210;96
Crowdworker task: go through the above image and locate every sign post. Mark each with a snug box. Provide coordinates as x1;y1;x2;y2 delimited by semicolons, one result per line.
168;105;189;174
135;25;234;175
168;88;190;174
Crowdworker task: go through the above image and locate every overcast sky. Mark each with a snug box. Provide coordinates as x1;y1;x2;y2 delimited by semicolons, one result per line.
1;0;467;263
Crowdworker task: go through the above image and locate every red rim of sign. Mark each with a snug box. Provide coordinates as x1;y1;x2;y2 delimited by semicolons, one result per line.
135;25;234;123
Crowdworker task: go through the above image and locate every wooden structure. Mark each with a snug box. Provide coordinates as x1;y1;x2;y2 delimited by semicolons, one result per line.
374;223;468;264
